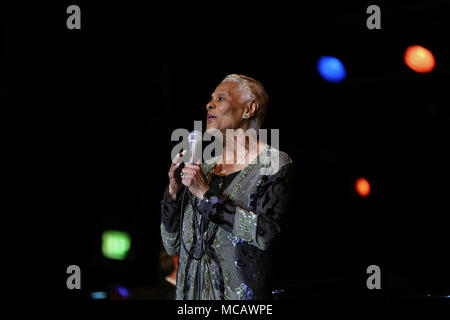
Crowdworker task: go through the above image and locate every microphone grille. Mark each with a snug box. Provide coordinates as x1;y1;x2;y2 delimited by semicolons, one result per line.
188;131;202;142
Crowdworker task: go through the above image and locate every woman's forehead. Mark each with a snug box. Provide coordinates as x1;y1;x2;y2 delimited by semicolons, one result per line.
213;81;240;95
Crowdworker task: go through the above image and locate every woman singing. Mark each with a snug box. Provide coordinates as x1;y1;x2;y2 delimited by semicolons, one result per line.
161;74;294;300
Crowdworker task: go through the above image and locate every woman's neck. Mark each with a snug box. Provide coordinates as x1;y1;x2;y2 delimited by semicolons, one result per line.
215;136;267;175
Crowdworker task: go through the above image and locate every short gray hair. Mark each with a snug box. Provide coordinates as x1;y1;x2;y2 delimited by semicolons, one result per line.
221;74;269;129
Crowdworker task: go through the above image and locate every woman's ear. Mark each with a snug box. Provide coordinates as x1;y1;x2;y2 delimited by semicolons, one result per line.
246;101;259;118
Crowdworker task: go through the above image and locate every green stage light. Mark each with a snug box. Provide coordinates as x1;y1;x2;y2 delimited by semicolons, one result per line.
102;230;131;260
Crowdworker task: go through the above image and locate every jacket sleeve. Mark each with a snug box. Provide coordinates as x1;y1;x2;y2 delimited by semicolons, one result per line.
160;185;184;256
196;162;294;250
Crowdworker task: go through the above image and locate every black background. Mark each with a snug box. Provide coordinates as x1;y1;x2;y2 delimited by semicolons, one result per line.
5;1;449;301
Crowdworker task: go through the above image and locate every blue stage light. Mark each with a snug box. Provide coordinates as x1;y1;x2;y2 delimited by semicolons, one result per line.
117;286;130;297
90;291;107;299
317;56;347;83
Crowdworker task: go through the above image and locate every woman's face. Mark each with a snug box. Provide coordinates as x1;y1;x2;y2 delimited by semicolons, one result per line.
205;81;247;133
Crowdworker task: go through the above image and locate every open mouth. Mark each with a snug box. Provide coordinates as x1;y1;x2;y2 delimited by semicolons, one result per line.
207;113;217;122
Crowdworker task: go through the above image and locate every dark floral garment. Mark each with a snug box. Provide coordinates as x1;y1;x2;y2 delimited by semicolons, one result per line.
161;146;294;300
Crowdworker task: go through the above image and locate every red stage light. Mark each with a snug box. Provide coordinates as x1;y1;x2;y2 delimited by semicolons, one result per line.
355;177;371;197
404;45;436;73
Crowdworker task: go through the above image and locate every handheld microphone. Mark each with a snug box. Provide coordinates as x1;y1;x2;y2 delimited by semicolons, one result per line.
188;131;202;164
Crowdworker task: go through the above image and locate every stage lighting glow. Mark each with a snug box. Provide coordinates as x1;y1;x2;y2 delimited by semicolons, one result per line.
90;291;107;299
117;286;130;298
317;56;346;83
355;177;371;197
404;45;435;73
102;230;131;260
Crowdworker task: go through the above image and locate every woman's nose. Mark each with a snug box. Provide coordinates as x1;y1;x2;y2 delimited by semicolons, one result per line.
206;104;215;111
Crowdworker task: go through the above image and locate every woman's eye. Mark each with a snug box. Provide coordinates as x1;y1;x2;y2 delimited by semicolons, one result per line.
218;97;225;101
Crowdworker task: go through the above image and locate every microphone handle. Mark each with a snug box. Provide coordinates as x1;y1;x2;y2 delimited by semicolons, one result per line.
189;141;195;163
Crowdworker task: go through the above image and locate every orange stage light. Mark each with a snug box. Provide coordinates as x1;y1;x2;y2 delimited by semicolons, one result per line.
404;45;436;73
355;177;371;197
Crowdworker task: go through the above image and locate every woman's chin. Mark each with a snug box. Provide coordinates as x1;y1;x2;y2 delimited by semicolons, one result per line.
205;125;221;135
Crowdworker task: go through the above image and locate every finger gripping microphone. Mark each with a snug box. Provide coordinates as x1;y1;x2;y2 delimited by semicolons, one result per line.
188;131;202;164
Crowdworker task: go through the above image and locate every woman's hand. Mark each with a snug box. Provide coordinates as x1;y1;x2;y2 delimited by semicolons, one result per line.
181;163;209;199
168;150;186;200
